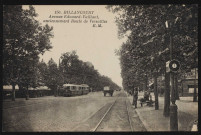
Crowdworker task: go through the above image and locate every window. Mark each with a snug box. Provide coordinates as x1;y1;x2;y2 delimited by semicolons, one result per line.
65;86;70;90
188;85;198;93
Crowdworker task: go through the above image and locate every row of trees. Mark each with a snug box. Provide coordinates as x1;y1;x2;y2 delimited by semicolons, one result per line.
38;51;120;97
107;5;198;115
3;5;120;101
59;51;120;91
3;5;54;100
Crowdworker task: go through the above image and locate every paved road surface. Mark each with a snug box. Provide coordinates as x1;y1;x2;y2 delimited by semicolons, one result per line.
3;91;145;132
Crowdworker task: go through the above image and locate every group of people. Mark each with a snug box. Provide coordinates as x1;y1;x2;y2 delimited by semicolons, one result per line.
131;87;152;108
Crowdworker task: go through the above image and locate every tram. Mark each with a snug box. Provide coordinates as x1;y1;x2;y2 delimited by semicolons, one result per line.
60;84;90;97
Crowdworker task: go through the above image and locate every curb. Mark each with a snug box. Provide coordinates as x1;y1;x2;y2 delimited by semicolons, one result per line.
133;105;150;131
124;91;149;131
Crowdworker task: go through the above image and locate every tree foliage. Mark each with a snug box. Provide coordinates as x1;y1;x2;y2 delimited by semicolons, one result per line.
38;51;121;92
107;5;198;90
59;51;120;91
3;5;54;99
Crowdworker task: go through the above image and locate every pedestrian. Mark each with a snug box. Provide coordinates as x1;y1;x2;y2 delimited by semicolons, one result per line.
132;87;138;108
129;89;132;96
144;90;150;101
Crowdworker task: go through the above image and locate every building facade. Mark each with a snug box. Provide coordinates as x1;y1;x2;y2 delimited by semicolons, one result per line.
180;68;198;96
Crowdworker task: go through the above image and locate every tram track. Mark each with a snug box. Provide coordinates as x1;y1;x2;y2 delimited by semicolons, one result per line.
90;96;118;131
3;91;140;132
91;93;134;132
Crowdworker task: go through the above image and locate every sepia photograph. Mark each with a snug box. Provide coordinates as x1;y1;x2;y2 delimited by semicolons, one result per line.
2;4;198;132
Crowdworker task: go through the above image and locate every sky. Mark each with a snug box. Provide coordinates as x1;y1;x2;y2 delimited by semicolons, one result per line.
24;5;126;87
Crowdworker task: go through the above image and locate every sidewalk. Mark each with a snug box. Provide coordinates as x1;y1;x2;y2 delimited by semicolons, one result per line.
126;91;198;131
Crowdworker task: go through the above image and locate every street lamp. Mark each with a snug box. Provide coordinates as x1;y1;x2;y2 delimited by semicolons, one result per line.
165;20;178;131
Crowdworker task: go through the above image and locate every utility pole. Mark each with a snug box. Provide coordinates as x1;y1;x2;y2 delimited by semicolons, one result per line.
175;73;180;100
164;70;170;117
166;20;178;131
163;22;171;117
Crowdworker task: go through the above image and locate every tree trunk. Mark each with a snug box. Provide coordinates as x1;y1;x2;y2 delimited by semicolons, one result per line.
158;79;162;96
26;85;29;100
160;76;163;96
12;84;15;101
181;80;183;96
193;67;197;102
11;40;15;101
163;72;170;117
154;73;159;110
144;75;148;91
54;86;58;97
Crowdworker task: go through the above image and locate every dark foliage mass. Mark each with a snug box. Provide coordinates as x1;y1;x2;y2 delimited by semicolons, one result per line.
3;5;54;91
38;51;120;94
3;5;120;100
107;5;198;91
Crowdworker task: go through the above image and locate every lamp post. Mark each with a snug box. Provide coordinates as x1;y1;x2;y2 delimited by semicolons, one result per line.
165;20;178;131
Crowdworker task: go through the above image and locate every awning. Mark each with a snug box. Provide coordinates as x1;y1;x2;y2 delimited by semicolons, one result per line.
3;85;19;91
36;86;50;90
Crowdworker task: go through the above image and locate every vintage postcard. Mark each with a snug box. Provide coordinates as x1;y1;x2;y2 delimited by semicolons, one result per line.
2;4;198;132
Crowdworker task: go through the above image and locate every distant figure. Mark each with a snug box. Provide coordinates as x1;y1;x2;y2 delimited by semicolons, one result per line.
144;90;150;101
129;90;132;96
149;90;152;100
132;88;138;108
148;87;151;92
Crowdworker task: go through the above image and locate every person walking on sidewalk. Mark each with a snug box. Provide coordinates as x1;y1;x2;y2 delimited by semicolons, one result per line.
132;87;138;108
